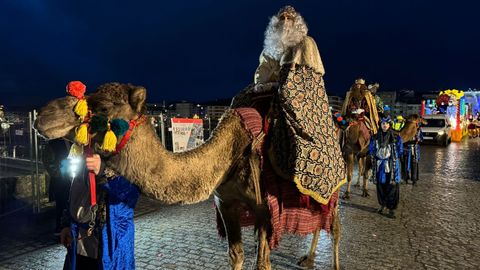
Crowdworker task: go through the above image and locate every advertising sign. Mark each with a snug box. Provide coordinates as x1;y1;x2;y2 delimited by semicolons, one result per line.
171;118;204;153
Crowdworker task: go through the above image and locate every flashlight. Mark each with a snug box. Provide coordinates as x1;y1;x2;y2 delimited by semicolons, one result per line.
68;157;82;179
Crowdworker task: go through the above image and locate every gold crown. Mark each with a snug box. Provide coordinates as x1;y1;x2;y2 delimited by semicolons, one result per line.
277;6;297;19
355;78;365;85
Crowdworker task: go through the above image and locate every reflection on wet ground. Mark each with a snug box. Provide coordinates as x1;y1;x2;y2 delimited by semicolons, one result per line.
1;139;479;269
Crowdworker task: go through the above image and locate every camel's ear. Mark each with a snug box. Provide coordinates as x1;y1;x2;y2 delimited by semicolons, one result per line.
129;87;146;113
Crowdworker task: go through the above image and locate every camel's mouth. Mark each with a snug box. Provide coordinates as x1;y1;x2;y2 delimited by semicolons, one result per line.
34;96;80;139
34;114;79;140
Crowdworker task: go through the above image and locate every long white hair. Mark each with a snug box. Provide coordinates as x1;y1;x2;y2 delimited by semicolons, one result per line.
263;13;308;60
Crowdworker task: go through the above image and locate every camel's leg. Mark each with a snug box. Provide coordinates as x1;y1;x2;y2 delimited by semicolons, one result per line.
342;153;354;199
355;156;363;187
298;228;320;269
360;157;370;197
331;205;341;270
256;206;271;270
218;203;244;270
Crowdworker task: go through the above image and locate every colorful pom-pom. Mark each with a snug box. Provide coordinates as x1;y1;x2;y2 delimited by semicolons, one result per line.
341;120;346;125
89;115;108;133
337;116;343;122
67;81;86;99
110;119;130;137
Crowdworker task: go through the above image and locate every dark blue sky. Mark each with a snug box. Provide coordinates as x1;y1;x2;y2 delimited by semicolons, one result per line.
1;0;479;107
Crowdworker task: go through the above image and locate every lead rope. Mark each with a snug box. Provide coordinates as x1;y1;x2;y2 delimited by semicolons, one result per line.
84;146;98;237
251;132;265;205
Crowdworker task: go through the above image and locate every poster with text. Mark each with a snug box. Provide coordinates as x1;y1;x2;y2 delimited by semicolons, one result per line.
171;118;204;153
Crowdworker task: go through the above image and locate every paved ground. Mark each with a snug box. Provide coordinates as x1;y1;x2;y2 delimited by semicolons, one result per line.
0;139;479;269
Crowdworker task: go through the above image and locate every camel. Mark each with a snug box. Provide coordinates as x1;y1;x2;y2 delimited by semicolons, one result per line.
395;114;427;184
345;114;426;195
396;114;427;143
34;82;341;270
341;120;371;199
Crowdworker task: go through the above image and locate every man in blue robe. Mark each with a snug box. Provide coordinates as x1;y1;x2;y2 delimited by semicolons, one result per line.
59;154;139;270
369;116;403;219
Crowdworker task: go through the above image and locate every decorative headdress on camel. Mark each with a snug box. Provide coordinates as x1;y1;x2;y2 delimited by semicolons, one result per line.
66;81;133;152
333;112;348;128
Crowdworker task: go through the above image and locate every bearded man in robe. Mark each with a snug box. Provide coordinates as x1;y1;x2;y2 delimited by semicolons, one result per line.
232;6;345;205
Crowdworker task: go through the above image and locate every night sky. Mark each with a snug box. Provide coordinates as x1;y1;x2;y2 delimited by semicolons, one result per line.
1;0;479;107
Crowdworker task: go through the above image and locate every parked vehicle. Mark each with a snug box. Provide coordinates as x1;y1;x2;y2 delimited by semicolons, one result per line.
422;114;452;146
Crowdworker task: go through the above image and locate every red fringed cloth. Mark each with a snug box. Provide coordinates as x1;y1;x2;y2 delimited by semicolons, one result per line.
215;162;339;249
216;108;338;249
354;120;371;143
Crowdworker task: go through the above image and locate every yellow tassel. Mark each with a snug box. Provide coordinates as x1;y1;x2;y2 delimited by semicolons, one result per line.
67;143;84;159
102;124;117;152
74;99;88;119
75;123;89;145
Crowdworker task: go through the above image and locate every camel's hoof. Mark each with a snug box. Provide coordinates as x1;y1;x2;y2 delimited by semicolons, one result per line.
362;190;370;197
256;264;272;270
354;182;360;188
342;191;350;200
298;255;315;269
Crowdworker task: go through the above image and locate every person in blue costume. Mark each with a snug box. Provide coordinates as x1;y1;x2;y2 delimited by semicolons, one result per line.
369;116;403;219
59;154;139;270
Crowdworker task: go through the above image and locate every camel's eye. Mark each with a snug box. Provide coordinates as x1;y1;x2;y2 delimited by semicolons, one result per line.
95;105;110;115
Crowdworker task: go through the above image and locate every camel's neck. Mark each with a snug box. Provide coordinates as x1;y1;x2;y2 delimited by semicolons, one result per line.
108;111;251;204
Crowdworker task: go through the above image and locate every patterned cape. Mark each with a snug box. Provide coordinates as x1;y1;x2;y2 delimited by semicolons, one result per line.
269;65;346;204
232;65;346;204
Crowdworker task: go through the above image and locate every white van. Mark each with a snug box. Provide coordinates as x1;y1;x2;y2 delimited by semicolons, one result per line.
421;114;452;146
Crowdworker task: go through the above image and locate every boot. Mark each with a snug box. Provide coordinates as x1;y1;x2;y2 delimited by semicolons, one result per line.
387;209;396;219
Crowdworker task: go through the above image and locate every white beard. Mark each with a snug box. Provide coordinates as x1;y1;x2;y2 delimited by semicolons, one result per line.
263;15;308;61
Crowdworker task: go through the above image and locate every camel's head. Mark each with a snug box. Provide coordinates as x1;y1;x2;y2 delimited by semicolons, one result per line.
87;82;146;123
406;114;427;126
35;96;82;139
35;82;146;142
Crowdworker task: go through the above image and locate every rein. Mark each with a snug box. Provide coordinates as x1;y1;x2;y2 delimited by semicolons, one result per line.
114;115;147;154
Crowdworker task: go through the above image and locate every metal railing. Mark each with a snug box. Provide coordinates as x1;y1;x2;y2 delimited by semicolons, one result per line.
0;110;48;217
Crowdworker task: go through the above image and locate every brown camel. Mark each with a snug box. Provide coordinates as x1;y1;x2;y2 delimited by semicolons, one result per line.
396;114;427;143
34;82;341;270
341;121;371;199
347;114;426;194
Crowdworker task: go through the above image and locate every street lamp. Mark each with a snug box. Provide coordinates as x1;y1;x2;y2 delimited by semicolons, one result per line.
204;114;211;138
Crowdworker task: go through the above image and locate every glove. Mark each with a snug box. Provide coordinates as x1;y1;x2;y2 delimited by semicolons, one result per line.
253;82;278;93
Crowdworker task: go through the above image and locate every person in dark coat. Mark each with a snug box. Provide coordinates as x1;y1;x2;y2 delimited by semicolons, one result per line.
369;116;403;219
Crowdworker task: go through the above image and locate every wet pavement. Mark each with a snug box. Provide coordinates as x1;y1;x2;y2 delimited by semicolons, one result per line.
1;139;479;269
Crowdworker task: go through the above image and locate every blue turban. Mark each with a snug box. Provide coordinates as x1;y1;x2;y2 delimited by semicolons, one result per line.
380;116;391;124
